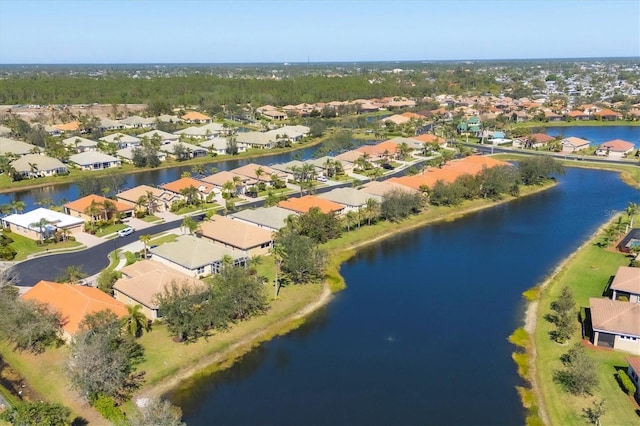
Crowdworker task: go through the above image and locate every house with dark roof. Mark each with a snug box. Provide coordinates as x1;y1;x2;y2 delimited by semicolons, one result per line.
617;228;640;253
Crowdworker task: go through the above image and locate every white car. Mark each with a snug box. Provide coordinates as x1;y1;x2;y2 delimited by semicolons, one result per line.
117;226;134;237
317;176;328;182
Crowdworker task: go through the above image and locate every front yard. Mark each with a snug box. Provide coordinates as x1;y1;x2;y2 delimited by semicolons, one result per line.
8;232;83;261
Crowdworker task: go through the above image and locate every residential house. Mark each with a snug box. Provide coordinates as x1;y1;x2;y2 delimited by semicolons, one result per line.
413;133;447;148
232;163;288;184
235;131;277;149
160;177;218;202
1;208;83;241
595;139;635;158
137;129;180;143
11;154;67;178
513;133;555;149
116;185;178;214
150;234;246;277
99;133;141;149
617;228;640;253
610;266;640;303
113;259;207;320
64;194;134;222
200;170;255;195
198;215;274;256
567;110;591;121
160;141;208;159
230;206;298;232
116;146;167;163
335;149;365;164
181;111;212;123
0;137;38;156
544;111;564;122
260;109;286;120
68;151;121;170
279;195;345;216
627;357;640;397
594;109;623;121
156;114;183;124
22;281;128;342
52;121;80;134
561;136;590;153
119;115;155;128
318;187;382;213
98;118;125;132
590;298;640;355
62;136;98;153
200;137;247;155
359;180;421;198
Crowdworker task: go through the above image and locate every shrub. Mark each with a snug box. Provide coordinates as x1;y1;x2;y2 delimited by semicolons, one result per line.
124;251;136;265
0;245;17;260
615;370;636;395
91;394;127;424
135;210;146;219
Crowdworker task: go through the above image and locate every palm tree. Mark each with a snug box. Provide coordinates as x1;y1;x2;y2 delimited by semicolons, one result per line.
254;166;265;183
222;180;235;199
121;304;150;338
602;226;619;246
27;162;39;178
84;200;102;224
181;216;199;235
139;234;151;258
271;240;285;299
364;198;379;225
30;217;52;243
344;211;356;232
398;142;412;160
102;199;117;223
232;175;243;195
627;202;639;230
10;200;25;214
180;185;199;206
221;254;235;270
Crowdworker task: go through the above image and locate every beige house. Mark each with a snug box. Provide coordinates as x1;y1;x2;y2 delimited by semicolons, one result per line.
561;137;590;153
116;185;178;213
590;298;640;355
113;259;207;321
198;215;273;256
11;153;67;178
610;266;640;303
2;208;84;241
150;234;247;276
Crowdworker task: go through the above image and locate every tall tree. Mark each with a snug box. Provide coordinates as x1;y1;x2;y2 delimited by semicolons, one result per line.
121;304;150;338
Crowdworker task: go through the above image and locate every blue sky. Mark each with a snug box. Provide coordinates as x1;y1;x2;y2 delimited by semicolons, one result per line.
1;0;638;64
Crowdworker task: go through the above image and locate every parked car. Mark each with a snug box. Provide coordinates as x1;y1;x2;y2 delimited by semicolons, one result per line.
317;176;328;182
117;226;134;237
382;163;395;170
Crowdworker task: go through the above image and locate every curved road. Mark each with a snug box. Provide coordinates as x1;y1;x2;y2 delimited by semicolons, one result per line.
9;159;425;287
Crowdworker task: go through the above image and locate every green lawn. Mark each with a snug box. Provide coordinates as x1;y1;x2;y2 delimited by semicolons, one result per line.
140;214;162;223
95;222;128;237
148;233;178;246
533;218;640;425
7;232;83;261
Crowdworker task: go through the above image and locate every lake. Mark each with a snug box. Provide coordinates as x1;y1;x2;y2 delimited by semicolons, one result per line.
171;167;639;425
544;125;640;147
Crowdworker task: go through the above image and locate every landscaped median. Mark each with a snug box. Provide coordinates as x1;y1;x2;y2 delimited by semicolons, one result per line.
514;213;640;425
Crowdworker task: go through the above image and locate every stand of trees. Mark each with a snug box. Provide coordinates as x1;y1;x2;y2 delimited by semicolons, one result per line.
154;264;268;342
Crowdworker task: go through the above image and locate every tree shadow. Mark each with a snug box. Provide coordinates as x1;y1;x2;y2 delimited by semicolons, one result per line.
71;417;89;426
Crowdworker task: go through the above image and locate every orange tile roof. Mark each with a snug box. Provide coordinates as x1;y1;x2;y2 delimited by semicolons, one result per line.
594;108;622;117
160;177;215;194
600;139;635;152
413;134;446;144
528;133;555;143
181;111;212;121
389;155;510;190
400;112;424;119
53;121;80;132
279;195;345;214
64;194;133;213
23;281;128;336
567;110;589;117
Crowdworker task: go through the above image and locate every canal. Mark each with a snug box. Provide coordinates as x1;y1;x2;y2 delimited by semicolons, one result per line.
170;167;639;425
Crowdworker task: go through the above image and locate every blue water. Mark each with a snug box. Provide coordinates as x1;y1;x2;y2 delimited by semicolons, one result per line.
544;125;640;147
172;167;640;425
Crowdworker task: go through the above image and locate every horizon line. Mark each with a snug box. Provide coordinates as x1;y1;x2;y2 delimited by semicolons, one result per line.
1;56;639;66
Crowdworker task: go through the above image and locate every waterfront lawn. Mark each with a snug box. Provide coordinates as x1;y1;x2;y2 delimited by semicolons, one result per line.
9;233;82;261
534;229;638;425
136;279;321;388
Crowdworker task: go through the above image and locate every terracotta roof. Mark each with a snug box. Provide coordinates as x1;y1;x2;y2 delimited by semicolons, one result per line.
567;110;589;117
528;133;555;143
231;163;285;181
590;298;640;337
199;215;273;250
413;134;446;144
610;266;640;294
201;170;255;187
400;112;424;119
279;195;345;214
115;260;206;310
160;177;215;194
53;121;80;132
181;111;211;121
594;109;622;117
64;194;133;214
117;185;173;204
599;139;635;152
22;281;128;336
335;150;364;163
360;180;420;197
389;155;510;190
